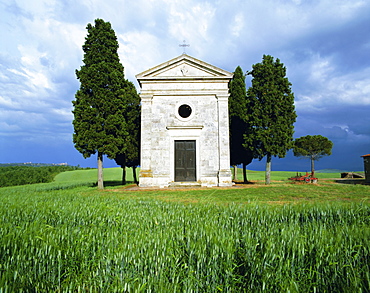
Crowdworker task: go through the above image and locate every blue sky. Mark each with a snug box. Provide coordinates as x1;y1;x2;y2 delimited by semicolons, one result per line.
1;0;369;172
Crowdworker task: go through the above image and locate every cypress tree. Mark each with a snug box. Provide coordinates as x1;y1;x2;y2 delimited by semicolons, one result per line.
72;19;131;189
229;66;253;183
245;55;296;184
114;81;141;185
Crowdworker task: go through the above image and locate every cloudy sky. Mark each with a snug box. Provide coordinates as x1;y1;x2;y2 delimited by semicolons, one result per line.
1;0;369;172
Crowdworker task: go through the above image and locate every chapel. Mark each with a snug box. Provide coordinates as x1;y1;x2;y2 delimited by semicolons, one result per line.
136;54;233;187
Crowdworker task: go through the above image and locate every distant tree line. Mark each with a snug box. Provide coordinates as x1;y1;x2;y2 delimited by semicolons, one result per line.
0;165;84;187
0;163;73;167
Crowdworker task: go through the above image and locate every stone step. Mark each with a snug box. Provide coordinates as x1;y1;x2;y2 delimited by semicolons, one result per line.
169;182;202;188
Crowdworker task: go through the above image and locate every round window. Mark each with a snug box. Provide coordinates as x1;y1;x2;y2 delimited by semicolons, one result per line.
178;104;192;118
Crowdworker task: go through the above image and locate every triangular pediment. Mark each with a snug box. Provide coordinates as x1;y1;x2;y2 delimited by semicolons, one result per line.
136;54;233;80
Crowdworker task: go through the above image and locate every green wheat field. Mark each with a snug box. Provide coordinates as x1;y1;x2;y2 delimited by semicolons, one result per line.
0;168;369;292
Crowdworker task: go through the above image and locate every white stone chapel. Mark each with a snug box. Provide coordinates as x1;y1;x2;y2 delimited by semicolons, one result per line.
136;54;233;187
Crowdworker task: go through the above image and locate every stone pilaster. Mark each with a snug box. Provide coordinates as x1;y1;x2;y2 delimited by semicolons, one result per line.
139;94;153;186
217;94;232;186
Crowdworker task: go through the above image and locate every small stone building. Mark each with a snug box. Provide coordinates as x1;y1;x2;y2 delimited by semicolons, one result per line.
361;154;370;183
136;54;233;188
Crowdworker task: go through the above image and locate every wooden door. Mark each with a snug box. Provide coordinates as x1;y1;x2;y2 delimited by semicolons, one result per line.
175;140;196;182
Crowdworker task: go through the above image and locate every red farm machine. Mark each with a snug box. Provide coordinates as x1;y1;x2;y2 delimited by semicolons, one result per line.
288;172;318;183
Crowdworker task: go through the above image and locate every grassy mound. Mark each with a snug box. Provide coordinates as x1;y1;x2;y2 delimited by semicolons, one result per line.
54;167;138;185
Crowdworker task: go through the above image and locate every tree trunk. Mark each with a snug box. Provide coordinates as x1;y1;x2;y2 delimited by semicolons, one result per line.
121;166;126;185
265;154;271;185
311;158;315;176
97;152;104;190
243;162;248;183
133;166;138;185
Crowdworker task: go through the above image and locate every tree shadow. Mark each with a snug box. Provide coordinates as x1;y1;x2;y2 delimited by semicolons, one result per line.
93;180;137;187
233;181;255;185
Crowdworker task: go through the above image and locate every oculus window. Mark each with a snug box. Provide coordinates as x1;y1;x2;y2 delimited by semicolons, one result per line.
178;104;192;118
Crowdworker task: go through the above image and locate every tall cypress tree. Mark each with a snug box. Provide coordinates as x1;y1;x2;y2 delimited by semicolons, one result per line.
229;66;253;183
72;19;131;189
245;55;296;184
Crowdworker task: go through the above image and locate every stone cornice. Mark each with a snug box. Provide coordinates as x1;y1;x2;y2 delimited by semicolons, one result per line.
136;54;233;88
166;125;204;130
140;91;229;97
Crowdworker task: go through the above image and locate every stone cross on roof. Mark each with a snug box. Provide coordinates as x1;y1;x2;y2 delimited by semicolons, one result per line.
179;40;190;54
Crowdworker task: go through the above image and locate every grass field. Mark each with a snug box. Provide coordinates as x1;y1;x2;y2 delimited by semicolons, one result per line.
1;169;369;292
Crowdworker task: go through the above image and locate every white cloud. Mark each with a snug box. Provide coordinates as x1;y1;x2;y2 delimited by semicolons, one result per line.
0;96;15;108
0;121;21;133
11;0;56;17
308;55;335;82
166;1;216;56
230;13;244;37
0;6;86;139
295;53;370;111
50;108;73;122
118;31;164;83
329;74;370;105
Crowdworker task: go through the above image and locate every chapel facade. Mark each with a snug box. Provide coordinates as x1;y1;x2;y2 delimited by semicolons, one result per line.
136;54;233;188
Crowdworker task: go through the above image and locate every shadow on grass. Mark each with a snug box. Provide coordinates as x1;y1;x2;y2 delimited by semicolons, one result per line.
335;179;367;185
93;180;138;187
233;181;255;185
